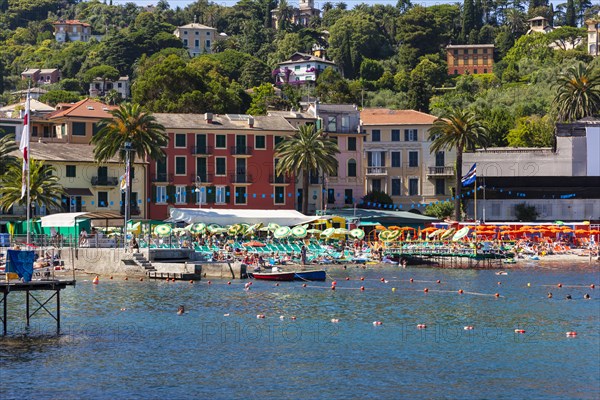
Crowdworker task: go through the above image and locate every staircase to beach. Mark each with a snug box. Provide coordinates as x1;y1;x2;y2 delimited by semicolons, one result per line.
133;252;155;272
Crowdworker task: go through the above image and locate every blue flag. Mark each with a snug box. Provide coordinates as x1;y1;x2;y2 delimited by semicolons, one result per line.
461;163;476;186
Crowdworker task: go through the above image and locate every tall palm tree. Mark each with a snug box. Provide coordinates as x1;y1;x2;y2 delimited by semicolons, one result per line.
0;133;17;175
0;159;65;215
91;103;167;219
275;124;340;215
276;0;294;31
553;62;600;122
428;108;488;221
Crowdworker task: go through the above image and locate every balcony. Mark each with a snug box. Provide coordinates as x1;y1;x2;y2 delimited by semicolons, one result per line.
191;173;213;184
191;145;212;155
120;205;141;216
427;166;454;177
91;176;118;186
151;173;173;183
230;174;253;184
230;146;253;156
366;166;388;176
269;174;291;184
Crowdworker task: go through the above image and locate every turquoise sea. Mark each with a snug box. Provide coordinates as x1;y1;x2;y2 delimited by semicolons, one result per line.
1;263;599;399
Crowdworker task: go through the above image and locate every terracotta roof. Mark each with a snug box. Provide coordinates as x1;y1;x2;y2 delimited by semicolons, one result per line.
360;109;437;125
48;98;116;119
446;44;495;49
53;20;91;27
177;23;216;30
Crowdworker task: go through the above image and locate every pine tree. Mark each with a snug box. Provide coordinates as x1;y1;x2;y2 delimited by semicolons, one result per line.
474;0;483;30
461;0;475;43
565;0;576;27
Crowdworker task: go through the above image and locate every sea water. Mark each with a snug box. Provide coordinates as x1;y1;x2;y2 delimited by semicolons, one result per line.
1;264;599;399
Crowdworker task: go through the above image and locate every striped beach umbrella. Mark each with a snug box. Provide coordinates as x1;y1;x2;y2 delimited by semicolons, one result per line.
274;226;291;239
268;223;281;232
292;226;307;238
191;223;206;234
154;224;172;237
350;228;365;239
207;224;221;234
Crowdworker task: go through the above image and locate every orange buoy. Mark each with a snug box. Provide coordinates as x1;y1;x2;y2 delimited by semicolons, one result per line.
409;278;414;283
458;289;464;294
591;284;595;289
331;285;336;290
373;321;383;326
360;286;365;291
557;283;562;288
302;283;307;287
275;283;279;287
497;281;501;285
464;326;474;330
207;280;211;285
345;277;350;281
189;280;194;283
124;277;128;281
514;329;526;334
566;331;577;337
92;276;99;284
227;281;231;285
360;277;365;281
424;288;429;293
494;293;500;297
332;281;337;286
380;278;385;282
170;278;175;282
110;276;113;280
165;278;169;282
417;324;427;329
436;280;441;284
291;316;297;320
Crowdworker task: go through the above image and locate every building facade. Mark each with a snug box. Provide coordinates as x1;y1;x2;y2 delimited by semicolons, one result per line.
45;98;117;144
52;20;91;43
462;119;600;222
360;108;455;210
274;53;339;86
446;44;494;75
147;113;298;220
586;17;599;57
89;76;130;99
21;68;61;84
302;103;364;213
174;23;218;57
271;0;320;29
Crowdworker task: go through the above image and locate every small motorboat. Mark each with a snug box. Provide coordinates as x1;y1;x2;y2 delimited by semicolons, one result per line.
495;271;508;275
250;270;296;281
502;258;517;264
294;269;326;281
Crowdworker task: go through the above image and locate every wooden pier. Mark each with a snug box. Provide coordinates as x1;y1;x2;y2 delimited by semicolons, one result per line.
386;246;507;269
0;279;76;335
146;271;201;281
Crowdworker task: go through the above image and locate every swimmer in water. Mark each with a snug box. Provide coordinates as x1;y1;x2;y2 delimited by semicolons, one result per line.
584;293;591;299
565;294;572;300
177;305;185;315
547;292;553;298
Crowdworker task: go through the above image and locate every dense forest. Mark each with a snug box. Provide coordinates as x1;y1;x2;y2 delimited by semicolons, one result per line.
0;0;598;147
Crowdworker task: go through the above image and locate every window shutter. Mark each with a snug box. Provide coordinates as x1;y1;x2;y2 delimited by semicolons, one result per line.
381;152;386;167
225;186;231;204
151;185;157;203
186;186;194;203
207;185;216;203
166;185;175;203
404;129;409;141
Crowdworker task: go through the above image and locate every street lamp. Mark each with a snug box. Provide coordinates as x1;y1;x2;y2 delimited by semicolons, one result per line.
123;141;132;248
195;175;203;210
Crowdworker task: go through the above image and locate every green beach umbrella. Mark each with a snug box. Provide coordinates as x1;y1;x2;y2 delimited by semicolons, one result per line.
191;223;206;234
154;224;172;237
428;228;444;239
321;227;335;238
245;223;263;236
274;226;291;239
207;224;221;234
292;226;307;238
350;228;365;239
268;223;281;232
334;228;349;235
307;228;322;234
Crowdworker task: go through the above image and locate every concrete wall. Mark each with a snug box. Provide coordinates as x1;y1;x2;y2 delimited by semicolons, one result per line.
65;247;145;276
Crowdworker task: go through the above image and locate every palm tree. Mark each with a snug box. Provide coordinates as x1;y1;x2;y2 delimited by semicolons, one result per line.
91;103;167;218
276;0;294;31
322;2;334;12
0;133;17;175
553;62;600;122
428;108;488;221
0;159;65;215
275;124;340;215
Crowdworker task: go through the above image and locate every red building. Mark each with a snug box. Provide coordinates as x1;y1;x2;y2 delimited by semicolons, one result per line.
147;113;298;220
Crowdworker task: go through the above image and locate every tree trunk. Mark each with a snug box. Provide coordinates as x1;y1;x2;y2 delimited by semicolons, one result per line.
455;150;463;221
302;171;309;215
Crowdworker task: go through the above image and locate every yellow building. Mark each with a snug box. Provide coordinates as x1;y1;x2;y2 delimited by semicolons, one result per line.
6;142;147;219
361;109;456;210
446;44;494;75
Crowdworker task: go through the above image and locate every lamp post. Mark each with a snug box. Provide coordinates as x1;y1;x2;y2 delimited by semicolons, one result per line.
195;175;203;210
123;141;132;248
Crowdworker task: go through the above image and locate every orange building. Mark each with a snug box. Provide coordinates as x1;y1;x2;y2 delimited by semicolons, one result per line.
446;44;494;75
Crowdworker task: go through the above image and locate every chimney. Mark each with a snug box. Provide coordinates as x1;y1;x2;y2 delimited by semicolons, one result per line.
204;112;213;123
248;116;254;128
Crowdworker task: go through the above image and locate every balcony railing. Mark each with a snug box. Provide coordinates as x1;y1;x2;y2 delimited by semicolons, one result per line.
151;173;173;183
427;166;454;176
91;176;118;186
229;174;253;183
120;205;141;216
269;174;291;184
191;173;213;184
366;166;388;176
191;145;212;155
230;146;253;156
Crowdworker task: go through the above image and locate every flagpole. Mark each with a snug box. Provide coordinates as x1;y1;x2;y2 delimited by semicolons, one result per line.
25;84;31;246
474;176;477;224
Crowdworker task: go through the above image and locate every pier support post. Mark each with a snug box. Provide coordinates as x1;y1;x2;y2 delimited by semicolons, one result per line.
2;292;6;336
26;289;30;327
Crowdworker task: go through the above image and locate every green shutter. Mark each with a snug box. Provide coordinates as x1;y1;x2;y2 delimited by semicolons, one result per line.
166;185;175;203
151;185;157;203
225;186;230;204
206;185;216;203
186;186;194;203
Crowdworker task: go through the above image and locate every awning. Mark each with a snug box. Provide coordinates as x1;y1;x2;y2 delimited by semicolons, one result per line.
358;221;382;226
41;211;124;227
41;212;89;227
65;188;93;196
167;208;320;227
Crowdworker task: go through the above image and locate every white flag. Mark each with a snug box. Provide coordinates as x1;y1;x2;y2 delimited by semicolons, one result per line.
19;94;30;199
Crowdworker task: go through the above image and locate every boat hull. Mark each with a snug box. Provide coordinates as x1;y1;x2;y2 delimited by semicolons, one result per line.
251;271;296;281
294;270;326;281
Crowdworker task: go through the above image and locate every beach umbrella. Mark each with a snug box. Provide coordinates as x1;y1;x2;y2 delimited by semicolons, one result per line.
350;228;365;239
154;224;172;237
321;227;335;238
428;228;445;239
259;226;271;232
421;226;438;233
307;228;322;234
388;226;401;230
212;227;228;234
127;222;141;231
334;228;349;235
292;226;308;238
375;225;386;230
245;223;263;236
244;240;265;247
228;224;244;236
191;223;206;234
274;226;291;239
268;223;281;232
440;228;456;240
554;220;565;226
400;227;416;231
207;224;221;234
